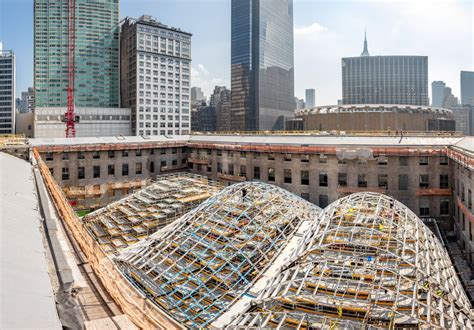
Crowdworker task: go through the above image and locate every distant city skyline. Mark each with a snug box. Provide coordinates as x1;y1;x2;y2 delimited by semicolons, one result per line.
0;0;472;105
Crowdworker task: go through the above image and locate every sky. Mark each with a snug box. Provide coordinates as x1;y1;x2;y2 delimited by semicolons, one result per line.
0;0;472;105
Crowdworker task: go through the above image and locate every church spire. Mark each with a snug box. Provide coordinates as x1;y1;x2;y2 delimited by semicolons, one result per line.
361;29;370;56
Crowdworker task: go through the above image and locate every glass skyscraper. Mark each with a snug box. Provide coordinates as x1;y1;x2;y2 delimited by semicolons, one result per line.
34;0;119;108
461;71;474;106
231;0;294;131
342;36;428;106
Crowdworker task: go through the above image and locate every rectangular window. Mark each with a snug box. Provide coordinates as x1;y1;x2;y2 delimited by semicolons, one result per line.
439;174;449;189
207;165;212;173
301;154;309;163
172;159;177;166
254;166;260;180
172;148;177;154
136;149;142;156
470;222;472;241
77;152;85;160
150;162;155;173
419;174;429;188
240;151;246;158
61;153;69;161
469;189;472;209
240;165;246;176
378;174;388;189
439;156;449;165
319;195;329;208
122;164;129;176
358;174;367;188
122;150;129;157
268;168;275;182
319;172;328;187
108;150;115;158
136;163;142;175
93;166;100;178
160;149;166;155
108;165;115;176
399;174;408;190
284;154;291;162
301;170;309;185
419;156;428;165
45;152;54;161
93;151;100;159
301;193;310;201
161;160;167;167
399;156;408;166
338;173;347;187
78;167;85;180
319;154;327;163
197;164;202;172
217;162;222;173
217;150;222;156
284;169;292;184
62;168;69;180
268;153;275;161
228;164;234;175
420;199;430;217
377;156;388;165
338;159;347;164
440;199;450;216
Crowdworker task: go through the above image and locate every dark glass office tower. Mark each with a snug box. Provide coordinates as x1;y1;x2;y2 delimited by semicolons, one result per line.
231;0;294;131
342;35;428;106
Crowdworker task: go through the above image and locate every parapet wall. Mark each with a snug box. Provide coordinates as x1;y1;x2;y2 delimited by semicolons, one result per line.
32;147;183;329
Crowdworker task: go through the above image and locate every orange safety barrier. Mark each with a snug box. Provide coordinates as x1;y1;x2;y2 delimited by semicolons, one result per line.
456;196;474;225
416;188;452;197
32;147;183;330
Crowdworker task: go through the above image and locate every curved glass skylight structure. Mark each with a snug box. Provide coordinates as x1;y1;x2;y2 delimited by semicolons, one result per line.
228;192;473;329
115;182;321;327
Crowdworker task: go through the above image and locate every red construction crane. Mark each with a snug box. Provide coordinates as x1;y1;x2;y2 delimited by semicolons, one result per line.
66;0;76;137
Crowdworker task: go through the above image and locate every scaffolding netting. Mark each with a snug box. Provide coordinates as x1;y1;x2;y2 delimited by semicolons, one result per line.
115;182;322;327
227;192;473;329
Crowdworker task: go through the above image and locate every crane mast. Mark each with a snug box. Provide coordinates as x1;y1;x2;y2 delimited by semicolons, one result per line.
66;0;76;137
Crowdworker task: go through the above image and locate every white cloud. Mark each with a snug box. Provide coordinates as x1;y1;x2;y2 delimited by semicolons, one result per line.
191;63;226;98
294;22;328;36
293;1;473;104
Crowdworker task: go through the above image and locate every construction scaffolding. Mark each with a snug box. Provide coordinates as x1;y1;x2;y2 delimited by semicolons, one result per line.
115;182;322;328
228;192;473;329
82;173;222;255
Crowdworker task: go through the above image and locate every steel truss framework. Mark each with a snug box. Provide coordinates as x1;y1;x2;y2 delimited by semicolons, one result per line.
228;192;473;329
115;182;322;327
82;173;222;255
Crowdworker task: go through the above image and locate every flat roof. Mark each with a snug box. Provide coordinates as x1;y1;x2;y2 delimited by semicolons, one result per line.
28;134;474;153
30;135;190;147
0;152;61;329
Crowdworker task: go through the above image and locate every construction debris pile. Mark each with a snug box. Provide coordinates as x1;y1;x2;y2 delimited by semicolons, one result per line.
228;192;473;329
115;182;322;328
82;173;222;255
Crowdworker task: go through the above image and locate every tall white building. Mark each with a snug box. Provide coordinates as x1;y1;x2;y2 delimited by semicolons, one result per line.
0;49;15;134
121;15;192;136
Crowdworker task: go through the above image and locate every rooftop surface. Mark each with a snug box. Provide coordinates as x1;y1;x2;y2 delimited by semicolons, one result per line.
0;152;61;329
29;134;474;152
